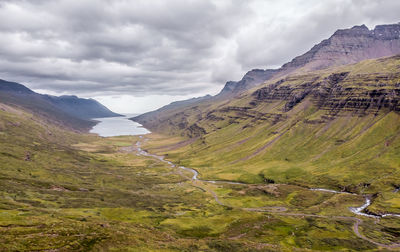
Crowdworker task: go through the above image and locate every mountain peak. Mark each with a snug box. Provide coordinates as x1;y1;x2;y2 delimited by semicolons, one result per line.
331;24;371;37
373;23;400;40
0;79;34;94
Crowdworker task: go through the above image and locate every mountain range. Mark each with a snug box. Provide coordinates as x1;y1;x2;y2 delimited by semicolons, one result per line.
220;23;400;95
0;79;121;130
133;23;400;131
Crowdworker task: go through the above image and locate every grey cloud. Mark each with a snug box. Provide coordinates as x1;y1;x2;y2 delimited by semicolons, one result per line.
0;0;399;98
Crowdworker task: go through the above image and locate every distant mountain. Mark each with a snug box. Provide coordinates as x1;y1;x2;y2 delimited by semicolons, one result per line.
132;95;212;135
0;79;121;130
218;69;278;96
44;95;121;119
280;23;400;73
219;23;400;95
0;79;35;94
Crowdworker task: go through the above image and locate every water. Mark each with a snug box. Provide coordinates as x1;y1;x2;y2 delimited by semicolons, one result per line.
90;115;150;137
349;197;379;218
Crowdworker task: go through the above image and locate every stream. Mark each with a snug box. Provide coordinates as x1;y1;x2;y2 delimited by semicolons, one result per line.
131;136;400;248
135;136;399;219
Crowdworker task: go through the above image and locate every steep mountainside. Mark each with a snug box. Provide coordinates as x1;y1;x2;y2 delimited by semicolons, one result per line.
0;79;120;130
134;56;400;216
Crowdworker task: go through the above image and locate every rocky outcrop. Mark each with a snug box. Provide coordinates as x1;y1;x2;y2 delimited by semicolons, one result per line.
186;123;206;138
252;70;400;115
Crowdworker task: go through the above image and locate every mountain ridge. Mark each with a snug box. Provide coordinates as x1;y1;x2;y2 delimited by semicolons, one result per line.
219;22;400;95
0;78;121;130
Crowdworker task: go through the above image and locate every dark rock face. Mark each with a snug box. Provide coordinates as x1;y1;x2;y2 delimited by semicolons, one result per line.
186;123;206;138
252;71;400;115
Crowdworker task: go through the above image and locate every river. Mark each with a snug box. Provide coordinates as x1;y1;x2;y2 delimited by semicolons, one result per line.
90;115;150;137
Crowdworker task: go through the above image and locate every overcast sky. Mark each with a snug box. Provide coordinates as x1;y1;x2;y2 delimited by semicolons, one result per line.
0;0;399;113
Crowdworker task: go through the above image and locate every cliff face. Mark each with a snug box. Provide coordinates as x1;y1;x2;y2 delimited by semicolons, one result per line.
253;70;400;116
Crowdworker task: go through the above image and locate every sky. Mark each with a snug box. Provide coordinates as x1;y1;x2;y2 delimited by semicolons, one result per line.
0;0;399;113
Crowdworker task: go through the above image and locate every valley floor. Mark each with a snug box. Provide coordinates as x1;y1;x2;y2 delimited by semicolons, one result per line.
1;130;399;250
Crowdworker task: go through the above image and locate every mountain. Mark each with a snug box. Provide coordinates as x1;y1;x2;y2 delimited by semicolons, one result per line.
132;95;212;135
280;23;400;73
44;95;121;119
133;55;400;215
219;23;400;95
0;79;121;130
134;23;400;127
218;69;278;95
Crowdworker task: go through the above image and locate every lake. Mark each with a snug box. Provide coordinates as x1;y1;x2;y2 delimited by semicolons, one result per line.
90;115;150;137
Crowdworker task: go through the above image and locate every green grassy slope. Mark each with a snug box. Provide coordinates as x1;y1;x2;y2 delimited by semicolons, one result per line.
139;56;400;216
2;102;398;251
0;103;205;250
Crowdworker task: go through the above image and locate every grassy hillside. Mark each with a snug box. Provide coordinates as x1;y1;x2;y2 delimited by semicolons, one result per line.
1;56;400;250
2;102;399;250
137;56;400;217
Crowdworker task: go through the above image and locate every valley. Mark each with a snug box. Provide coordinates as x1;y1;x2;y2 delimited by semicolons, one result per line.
1;20;400;251
0;101;398;251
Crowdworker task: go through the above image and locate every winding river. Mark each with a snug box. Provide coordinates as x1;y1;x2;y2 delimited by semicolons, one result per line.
130;136;400;248
135;136;399;219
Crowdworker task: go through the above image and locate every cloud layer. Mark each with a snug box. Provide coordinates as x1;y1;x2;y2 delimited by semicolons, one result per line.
0;0;399;112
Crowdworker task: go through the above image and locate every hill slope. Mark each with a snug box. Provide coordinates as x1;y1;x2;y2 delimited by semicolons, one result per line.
0;79;121;130
135;55;400;216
